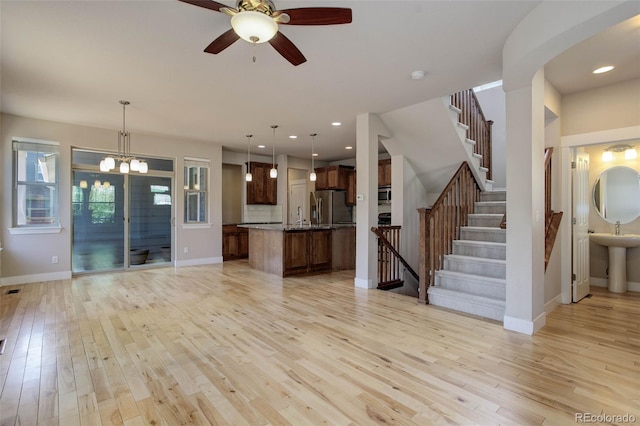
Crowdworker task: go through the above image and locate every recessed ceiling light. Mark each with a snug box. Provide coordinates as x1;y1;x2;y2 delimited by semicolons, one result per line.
593;65;614;74
411;70;426;80
257;145;266;149
312;153;318;157
331;122;341;126
289;135;297;139
345;146;353;150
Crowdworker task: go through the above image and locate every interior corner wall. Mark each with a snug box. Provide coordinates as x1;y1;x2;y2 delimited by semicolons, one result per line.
543;104;563;307
562;78;640;136
1;113;223;283
474;86;507;188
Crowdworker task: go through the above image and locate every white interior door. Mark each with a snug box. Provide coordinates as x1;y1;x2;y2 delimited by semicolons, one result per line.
289;179;308;225
572;148;590;302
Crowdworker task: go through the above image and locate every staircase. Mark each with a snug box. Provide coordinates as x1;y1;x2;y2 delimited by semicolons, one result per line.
427;190;506;321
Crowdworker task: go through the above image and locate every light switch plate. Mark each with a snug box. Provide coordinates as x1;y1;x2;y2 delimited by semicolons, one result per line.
356;194;365;201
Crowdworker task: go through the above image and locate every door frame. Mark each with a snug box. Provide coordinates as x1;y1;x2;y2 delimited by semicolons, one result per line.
559;126;640;303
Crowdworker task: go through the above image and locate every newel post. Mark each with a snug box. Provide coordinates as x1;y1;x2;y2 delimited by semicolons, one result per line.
417;207;430;304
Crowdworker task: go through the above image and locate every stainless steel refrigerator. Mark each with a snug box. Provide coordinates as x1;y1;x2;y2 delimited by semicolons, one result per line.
311;190;353;225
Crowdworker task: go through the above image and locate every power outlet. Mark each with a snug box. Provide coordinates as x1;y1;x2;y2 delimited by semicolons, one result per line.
183;247;189;254
51;256;59;264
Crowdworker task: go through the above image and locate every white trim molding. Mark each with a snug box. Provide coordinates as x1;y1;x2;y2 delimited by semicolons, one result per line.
504;312;547;335
175;257;222;267
0;270;72;286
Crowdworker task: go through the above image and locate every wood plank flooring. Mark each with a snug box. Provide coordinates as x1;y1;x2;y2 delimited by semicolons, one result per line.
1;260;639;425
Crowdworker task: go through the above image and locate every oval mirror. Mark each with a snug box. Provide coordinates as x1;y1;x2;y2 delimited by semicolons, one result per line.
593;166;640;224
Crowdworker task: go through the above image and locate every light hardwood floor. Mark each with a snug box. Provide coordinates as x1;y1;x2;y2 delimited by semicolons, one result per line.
1;261;639;425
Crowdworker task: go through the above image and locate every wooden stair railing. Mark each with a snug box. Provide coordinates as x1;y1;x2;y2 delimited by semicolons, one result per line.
451;89;494;180
417;162;481;303
544;147;563;270
371;226;419;290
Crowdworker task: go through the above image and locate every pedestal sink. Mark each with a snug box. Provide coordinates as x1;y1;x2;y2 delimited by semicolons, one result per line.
590;233;640;293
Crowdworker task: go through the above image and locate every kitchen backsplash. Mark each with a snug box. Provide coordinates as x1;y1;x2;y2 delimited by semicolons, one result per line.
243;205;283;223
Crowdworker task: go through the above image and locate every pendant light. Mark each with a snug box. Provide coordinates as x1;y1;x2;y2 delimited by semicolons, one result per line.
99;100;148;174
245;134;253;182
309;133;317;182
270;125;278;179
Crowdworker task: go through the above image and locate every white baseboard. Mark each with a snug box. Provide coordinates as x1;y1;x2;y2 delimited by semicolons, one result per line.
0;270;72;286
545;293;562;314
590;277;640;292
503;311;546;335
354;277;374;289
175;257;223;267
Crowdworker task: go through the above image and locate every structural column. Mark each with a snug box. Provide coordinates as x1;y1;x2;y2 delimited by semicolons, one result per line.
354;113;390;288
504;69;546;334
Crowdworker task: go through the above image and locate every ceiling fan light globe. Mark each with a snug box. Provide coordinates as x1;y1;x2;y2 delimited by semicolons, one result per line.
231;11;277;44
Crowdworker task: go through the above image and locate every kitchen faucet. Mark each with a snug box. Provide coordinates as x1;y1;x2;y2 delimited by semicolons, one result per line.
615;220;620;235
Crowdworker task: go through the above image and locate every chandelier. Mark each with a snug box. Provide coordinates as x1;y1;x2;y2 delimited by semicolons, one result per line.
100;100;148;174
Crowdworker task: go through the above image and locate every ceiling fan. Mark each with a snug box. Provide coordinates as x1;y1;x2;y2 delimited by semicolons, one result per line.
178;0;352;66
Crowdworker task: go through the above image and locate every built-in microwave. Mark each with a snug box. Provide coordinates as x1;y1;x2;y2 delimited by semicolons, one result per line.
378;187;391;204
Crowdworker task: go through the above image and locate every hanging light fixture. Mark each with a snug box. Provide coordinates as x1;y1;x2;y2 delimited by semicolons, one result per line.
601;144;637;162
100;100;148;174
245;134;253;182
270;125;278;179
309;133;317;182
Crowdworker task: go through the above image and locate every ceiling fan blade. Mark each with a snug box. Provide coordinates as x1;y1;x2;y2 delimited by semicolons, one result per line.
269;32;306;66
177;0;231;13
278;7;352;25
204;29;240;54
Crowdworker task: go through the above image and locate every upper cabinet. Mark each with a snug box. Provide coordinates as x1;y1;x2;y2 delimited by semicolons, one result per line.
314;165;354;191
346;169;356;206
378;159;391;187
246;161;277;205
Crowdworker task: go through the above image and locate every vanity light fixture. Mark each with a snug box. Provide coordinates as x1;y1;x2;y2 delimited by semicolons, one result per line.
602;144;637;162
270;125;278;179
245;134;253;182
309;133;317;182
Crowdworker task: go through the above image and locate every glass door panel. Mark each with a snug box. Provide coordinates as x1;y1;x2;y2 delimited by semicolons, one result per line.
128;175;173;266
72;172;125;272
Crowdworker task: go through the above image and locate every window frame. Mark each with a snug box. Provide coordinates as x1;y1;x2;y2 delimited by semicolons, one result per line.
12;137;61;230
183;157;210;225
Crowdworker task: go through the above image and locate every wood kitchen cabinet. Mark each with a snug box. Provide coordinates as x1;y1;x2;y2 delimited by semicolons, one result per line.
314;165;353;190
246;162;277;205
222;225;249;260
346;169;356;206
283;229;332;276
378;159;391;187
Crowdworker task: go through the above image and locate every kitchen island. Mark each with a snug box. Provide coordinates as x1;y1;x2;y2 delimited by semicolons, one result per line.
239;224;355;277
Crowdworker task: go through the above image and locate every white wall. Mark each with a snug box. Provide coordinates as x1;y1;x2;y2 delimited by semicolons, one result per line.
562;78;640;136
474;85;507;188
1;113;223;283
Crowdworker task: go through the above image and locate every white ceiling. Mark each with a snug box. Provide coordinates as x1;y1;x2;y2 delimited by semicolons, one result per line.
1;1;638;161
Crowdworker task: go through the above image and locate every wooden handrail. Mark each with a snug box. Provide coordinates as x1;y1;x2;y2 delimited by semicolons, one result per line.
418;162;481;303
371;226;419;283
451;90;494;180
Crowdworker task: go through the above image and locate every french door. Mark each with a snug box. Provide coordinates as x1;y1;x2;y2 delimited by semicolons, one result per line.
72;150;174;273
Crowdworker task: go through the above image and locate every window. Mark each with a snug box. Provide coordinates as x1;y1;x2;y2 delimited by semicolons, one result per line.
13;138;59;227
184;158;209;223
